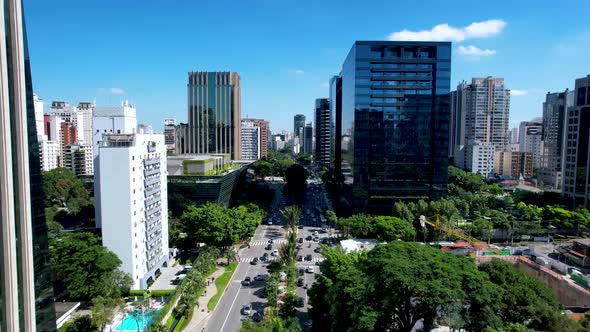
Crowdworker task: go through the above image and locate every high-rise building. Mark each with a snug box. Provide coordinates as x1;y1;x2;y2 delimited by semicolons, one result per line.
335;41;451;212
175;122;188;155
64;144;93;176
164;118;176;154
246;119;268;158
34;93;45;140
302;123;313;155
509;127;519;144
93;101;137;227
563;75;590;208
98;133;169;289
468;142;495;177
0;1;57;329
186;71;241;159
294;114;305;138
495;150;533;178
50;101;85;141
452;77;511;174
330;76;343;177
539;90;574;190
314;98;331;167
449;82;467;163
519;120;543;170
137;123;153;134
240;120;260;160
39;140;60;171
77;102;94;146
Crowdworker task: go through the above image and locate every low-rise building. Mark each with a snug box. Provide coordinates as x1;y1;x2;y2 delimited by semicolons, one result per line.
340;239;381;253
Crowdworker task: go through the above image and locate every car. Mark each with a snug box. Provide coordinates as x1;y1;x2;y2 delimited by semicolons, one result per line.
255;273;264;281
268;239;274;244
313;231;319;237
267;221;273;225
297;278;304;287
305;254;312;261
265;244;272;250
321;227;328;233
272;250;279;256
314;247;321;253
299;268;305;275
298;255;303;262
252;311;263;322
306;235;313;241
242;304;252;315
297;297;305;307
242;276;251;286
251;257;259;265
298;237;304;243
306;266;315;273
298;225;304;229
313;236;320;242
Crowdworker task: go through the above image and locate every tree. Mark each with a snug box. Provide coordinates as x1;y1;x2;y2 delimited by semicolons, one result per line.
254;161;272;178
90;296;123;331
42;168;92;215
282;206;301;232
49;232;127;299
284;164;307;195
309;242;502;332
369;216;415;242
63;316;99;332
324;210;337;225
279;292;298;318
296;153;312;166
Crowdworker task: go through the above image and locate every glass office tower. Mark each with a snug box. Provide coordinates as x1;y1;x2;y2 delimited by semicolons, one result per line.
1;0;57;330
339;41;451;212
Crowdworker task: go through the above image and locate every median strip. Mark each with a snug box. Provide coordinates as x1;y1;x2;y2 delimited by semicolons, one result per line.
207;262;238;310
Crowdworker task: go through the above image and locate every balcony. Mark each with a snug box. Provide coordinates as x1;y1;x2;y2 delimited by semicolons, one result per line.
144;158;160;166
144;176;159;186
146;234;160;248
145;206;160;219
144;186;161;197
146;214;161;228
144;167;160;177
146;225;161;238
145;196;160;208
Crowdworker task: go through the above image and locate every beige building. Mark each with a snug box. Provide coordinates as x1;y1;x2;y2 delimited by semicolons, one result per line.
495;150;533;177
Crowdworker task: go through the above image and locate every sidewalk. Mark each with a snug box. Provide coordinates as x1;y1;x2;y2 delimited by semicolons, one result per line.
183;266;226;331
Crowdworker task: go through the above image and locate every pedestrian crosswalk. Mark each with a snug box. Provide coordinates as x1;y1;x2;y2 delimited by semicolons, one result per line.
250;239;287;246
237;256;326;263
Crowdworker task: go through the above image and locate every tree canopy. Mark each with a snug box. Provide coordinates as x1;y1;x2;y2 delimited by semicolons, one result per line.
42;167;92;215
49;232;131;299
309;243;574;332
335;214;415;241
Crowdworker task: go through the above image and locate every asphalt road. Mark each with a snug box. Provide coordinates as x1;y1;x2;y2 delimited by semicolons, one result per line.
206;182;330;332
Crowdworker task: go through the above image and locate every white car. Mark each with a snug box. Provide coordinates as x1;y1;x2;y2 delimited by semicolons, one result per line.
242;304;252;315
272;250;279;256
313;231;319;237
306;266;315;273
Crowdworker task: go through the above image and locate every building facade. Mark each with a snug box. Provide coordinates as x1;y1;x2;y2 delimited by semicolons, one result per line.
64;144;93;176
468;142;495;177
186;71;241;159
449;82;467;163
314;98;331;167
330;75;343;177
539;90;573;190
453;77;511;174
294;114;305;137
244;118;268;158
240;120;260;160
563;75;590;208
98;134;169;289
519;120;543;170
0;1;57;329
39;140;59;171
336;41;451;212
302;123;313;155
164;118;176;155
495;150;534;178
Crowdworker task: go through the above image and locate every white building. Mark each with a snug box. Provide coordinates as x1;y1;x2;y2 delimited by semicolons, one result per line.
467;142;495;177
519;120;543;170
77;102;94;146
93;101;137;227
340;239;381;253
64;144;93;176
33;93;45;139
39;140;59;171
97;133;169;289
240;120;260;160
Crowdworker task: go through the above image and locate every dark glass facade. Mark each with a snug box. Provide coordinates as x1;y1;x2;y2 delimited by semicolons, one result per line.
338;41;451;213
314;98;331;166
294;114;305;138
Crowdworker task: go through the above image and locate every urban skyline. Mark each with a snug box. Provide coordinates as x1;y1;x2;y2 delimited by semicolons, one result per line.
24;1;590;133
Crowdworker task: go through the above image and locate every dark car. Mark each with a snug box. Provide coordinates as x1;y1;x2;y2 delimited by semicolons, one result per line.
297;297;305;307
252;311;263;322
242;276;251;286
306;235;313;241
268;239;274;244
298;224;304;229
314;247;321;253
265;244;272;250
298;237;304;243
297;278;304;287
251;257;259;265
306;254;312;261
299;268;305;275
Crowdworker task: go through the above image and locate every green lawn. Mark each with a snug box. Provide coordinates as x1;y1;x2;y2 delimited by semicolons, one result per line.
207;262;238;310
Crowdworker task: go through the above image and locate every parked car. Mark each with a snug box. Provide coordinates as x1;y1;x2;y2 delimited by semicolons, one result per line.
306;266;315;273
252;311;262;322
313;231;319;236
306;235;313;241
297;297;305;307
251;257;259;265
242;304;252;315
305;254;312;261
272;250;279;256
255;273;264;281
313;236;320;242
299;268;305;275
297;278;304;287
298;237;304;243
265;244;272;250
314;247;321;253
242;276;251;286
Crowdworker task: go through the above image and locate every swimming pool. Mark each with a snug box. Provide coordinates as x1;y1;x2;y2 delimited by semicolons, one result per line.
115;309;160;331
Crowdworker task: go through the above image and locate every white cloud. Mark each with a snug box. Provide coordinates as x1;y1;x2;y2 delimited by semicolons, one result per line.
288;69;305;75
109;87;125;94
511;89;527;96
320;82;329;88
388;19;506;42
457;45;496;56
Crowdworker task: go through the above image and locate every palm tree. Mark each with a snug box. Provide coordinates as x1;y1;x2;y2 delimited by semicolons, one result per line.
282;206;301;233
278;231;298;267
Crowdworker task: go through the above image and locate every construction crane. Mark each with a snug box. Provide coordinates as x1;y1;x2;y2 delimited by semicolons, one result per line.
419;215;487;250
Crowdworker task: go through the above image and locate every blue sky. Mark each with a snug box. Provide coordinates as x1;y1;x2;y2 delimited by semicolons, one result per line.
24;0;590;132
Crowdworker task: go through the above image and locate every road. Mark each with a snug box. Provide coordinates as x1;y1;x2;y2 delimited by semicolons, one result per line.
206;181;330;332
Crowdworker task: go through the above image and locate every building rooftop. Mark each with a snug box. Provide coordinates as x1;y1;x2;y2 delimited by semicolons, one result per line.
340;239;382;253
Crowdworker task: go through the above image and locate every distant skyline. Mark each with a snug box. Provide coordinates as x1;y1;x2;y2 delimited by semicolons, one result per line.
25;0;590;132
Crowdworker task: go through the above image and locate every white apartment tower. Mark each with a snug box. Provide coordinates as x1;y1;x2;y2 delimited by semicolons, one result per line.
241;120;261;160
97;133;169;289
467;142;496;177
93;101;137;227
451;77;510;176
